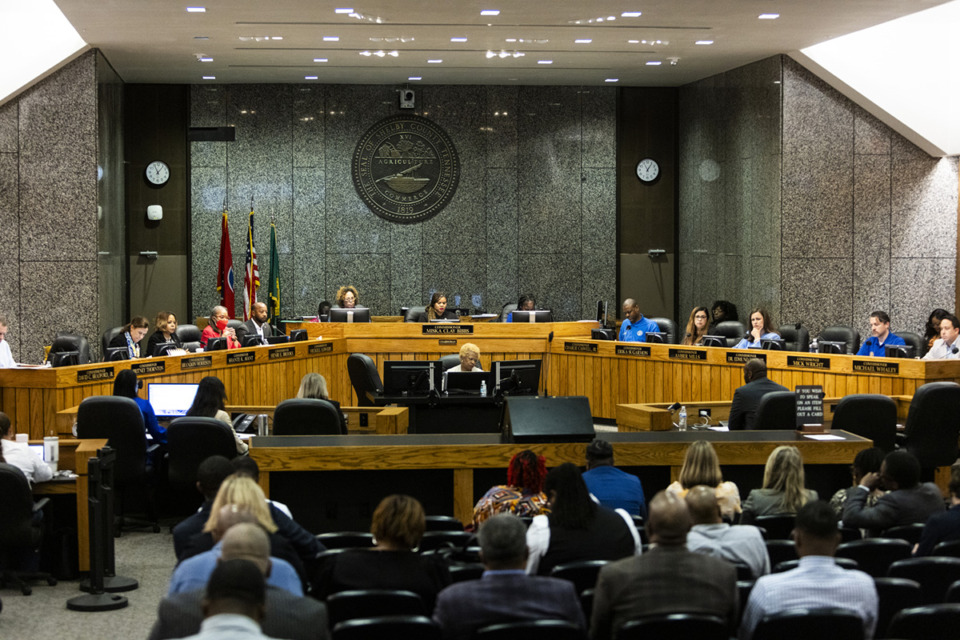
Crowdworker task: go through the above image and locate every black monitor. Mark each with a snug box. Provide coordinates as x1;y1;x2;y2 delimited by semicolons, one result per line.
382;360;440;395
328;307;371;323
104;346;130;361
148;382;200;419
50;350;79;367
267;335;290;345
818;340;846;355
289;329;308;342
241;335;263;348
761;338;785;351
646;331;667;344
884;344;916;359
701;335;727;348
152;341;179;357
205;337;228;351
591;328;615;341
596;300;608;325
512;310;553;323
494;359;543;396
444;371;495;395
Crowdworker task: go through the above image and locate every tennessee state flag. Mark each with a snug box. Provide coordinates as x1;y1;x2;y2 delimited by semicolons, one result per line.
217;207;235;316
243;207;259;320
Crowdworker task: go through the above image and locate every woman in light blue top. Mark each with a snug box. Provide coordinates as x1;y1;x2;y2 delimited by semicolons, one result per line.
734;307;779;349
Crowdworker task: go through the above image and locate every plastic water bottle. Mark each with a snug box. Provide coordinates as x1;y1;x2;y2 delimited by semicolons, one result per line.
809;338;818;353
480;380;487;397
678;406;687;431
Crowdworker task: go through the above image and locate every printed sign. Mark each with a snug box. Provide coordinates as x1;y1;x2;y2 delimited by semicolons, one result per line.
131;360;166;376
795;385;825;427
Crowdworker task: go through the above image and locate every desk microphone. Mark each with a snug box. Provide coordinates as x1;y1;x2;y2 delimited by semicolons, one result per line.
952;347;958;355
743;332;753;341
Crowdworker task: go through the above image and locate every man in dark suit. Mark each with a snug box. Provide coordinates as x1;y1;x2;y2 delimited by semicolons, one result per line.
148;524;328;640
433;514;585;639
236;301;274;346
727;358;788;430
590;491;738;640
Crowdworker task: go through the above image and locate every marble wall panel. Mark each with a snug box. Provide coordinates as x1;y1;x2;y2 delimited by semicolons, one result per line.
485;167;518;313
891;258;956;336
581;167;616;319
748;156;782;258
781;258;853;336
0;153;18;252
678;254;698;320
325;254;391;315
389;224;423;312
714;254;745;316
421;254;487;312
781;152;854;258
854;110;891;156
190;166;228;318
20;261;99;363
485;87;518;169
291;168;325;316
0;259;21;361
782;58;854;158
291;86;325;169
890;137;958;259
581;87;616;168
747;255;780;323
519;253;581;321
0;101;16;153
853;154;892;326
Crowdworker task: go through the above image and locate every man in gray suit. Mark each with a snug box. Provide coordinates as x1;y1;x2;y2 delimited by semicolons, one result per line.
728;359;788;430
590;491;738;640
148;523;328;640
236;302;274;346
433;514;585;639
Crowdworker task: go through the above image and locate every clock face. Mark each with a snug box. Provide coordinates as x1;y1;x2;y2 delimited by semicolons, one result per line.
636;158;660;183
145;161;170;186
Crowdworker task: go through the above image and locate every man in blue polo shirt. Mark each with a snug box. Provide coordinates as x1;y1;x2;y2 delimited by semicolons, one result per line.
857;310;906;357
618;298;660;342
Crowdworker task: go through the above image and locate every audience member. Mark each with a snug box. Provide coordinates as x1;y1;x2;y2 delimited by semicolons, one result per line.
446;343;482;372
922;312;960;360
590;491;738;640
147;310;185;357
0;411;52;485
0;315;15;367
738;501;877;640
186;376;248;455
200;306;240;350
173;456;236;560
108;316;150;358
176;558;275;640
333;286;359;309
230;456;292;519
295;372;346;433
581;439;646;519
708;300;739;333
415;292;458;322
923;308;950;353
617;298;659;343
433;514;585;639
666;441;741;521
685;485;769;578
733;307;779;349
504;294;535;323
149;524;327;640
829;447;885;516
236;302;274;346
915;461;960;556
727;358;789;430
472;450;549;529
741;446;817;525
856;310;906;357
113;369;167;447
681;306;710;346
842;450;945;537
526;463;640;575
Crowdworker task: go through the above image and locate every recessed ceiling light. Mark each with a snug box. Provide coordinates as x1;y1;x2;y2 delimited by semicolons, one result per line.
323;36;339;42
199;57;213;62
758;13;780;19
627;39;640;44
505;38;517;43
187;7;206;13
334;8;353;13
409;76;422;80
538;60;553;64
271;36;283;40
481;10;500;16
427;59;442;63
605;78;619;83
202;75;215;80
314;58;328;62
305;76;318;80
574;39;592;44
451;37;468;43
695;40;714;45
646;61;662;66
621;11;642;18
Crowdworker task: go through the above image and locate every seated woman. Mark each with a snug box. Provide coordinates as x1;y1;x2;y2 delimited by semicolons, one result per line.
741;445;818;525
681;306;710;346
200;305;241;350
147;310;185;357
296;372;346;433
108;316;150;358
733;307;780;349
708;300;739;333
317;300;332;319
447;343;482;373
505;294;536;323
472;449;549;529
666;440;741;521
414;292;459;322
526;462;641;575
113;369;166;448
333;285;359;309
829;447;884;516
316;494;451;609
185;376;248;455
924;308;950;353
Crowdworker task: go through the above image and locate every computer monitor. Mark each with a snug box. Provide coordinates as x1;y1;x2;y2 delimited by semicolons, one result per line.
289;329;308;341
646;331;668;344
153;341;179;357
701;335;727;348
382;360;439;395
241;335;263;348
591;328;614;341
596;300;608;325
205;337;227;351
148;382;200;419
818;340;846;355
884;344;916;359
104;346;130;361
49;350;79;367
266;335;290;345
761;338;785;351
494;359;542;396
28;444;45;461
444;370;494;395
512;310;553;323
328;307;371;323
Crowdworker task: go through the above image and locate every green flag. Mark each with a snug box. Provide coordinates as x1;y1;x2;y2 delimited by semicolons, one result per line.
267;221;281;323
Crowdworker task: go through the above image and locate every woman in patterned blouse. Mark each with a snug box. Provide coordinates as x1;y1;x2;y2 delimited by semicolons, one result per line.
472;449;549;529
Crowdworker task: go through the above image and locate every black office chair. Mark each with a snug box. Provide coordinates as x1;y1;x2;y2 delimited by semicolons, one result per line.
175;324;202;352
875;577;923;638
424;515;464;531
0;463;57;595
404;306;426;323
49;332;93;364
648;317;677;344
449;563;484;583
226;319;245;333
499;303;518;322
617;613;728;640
888;557;960;604
932;541;960;558
755;515;796;540
836;539;912;578
752;607;864;640
753;391;796;430
418;531;474;552
100;326;124;360
714;321;746;347
765;539;798;567
830;394;897;452
887;603;960;639
550;560;609;594
332;615;441;640
902;381;960;473
476;620;585;640
778;324;810;352
347;353;383;406
899;331;923;357
819;326;861;354
945;579;960;602
326;590;426;629
272;398;346;435
315;532;376;549
165;417;238;498
437;354;461;372
76;396;159;534
882;523;927;545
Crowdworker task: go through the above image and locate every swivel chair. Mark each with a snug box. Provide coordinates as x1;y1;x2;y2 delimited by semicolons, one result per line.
101;326;124;360
901;381;960;473
830;394;897;452
617;614;727;640
888;604;960;640
714;321;746;347
753;391;796;430
49;332;93;365
347;353;383;406
0;464;57;595
273;398;346;435
175;324;202;352
166;417;238;499
900;331;924;357
499;303;518;322
778;324;810;352
648;317;677;344
818;326;860;354
751;607;864;640
437;354;461;372
403;306;426;323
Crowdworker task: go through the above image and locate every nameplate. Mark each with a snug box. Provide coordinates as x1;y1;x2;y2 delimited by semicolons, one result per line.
227;351;256;365
668;348;707;361
422;325;474;335
131;360;166;376
726;351;765;364
853;360;900;375
181;355;213;370
565;342;598;353
268;346;296;360
786;355;830;370
77;366;114;383
438;339;457;346
308;342;334;354
615;345;651;358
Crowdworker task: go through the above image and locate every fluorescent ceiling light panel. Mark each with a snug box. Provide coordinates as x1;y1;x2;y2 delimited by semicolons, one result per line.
574;39;592;44
481;10;500;16
323;36;339;42
202;75;216;80
427;59;443;63
334;8;353;13
187;7;206;12
758;13;779;19
451;37;468;42
695;40;714;45
621;12;642;18
408;76;422;80
314;58;328;62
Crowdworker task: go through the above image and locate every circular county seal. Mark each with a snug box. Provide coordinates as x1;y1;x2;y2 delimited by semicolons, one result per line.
352;115;460;223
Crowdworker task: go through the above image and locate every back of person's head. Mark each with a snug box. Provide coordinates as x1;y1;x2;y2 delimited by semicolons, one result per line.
506;449;547;494
517;294;535;309
476;514;527;569
203;474;277;535
585;439;614;468
685;485;722;525
544;462;597;529
112;369;139;399
220;521;271;575
231;456;261;483
0;411;12;439
679;440;723;489
296;372;329;400
852;447;884;478
371;494;425;550
883;450;921;490
187;376;227;417
949;461;960;498
197;455;236;500
762;446;809;513
743;358;767;382
648;490;692;546
793;500;840;558
203;558;266;621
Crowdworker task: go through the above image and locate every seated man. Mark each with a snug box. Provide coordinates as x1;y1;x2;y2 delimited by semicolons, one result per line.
842;450;945;537
590;491;738;640
0;315;16;367
685;485;769;579
433;514;584;639
915;461;960;556
173;455;235;560
739;501;877;640
727;359;788;430
236;302;273;346
179;559;271;640
581;439;646;519
857;310;906;357
0;411;52;485
923;313;960;360
149;523;327;640
617;298;660;343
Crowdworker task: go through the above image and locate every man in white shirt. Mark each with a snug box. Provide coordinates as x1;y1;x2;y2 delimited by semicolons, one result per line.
923;313;960;360
0;411;53;484
0;315;15;368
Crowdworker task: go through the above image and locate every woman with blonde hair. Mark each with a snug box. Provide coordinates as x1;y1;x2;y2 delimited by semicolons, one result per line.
741;445;818;524
447;343;482;373
295;371;346;432
202;474;277;536
665;440;741;520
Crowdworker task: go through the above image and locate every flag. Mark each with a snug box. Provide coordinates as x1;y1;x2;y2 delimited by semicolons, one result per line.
267;220;281;324
217;206;235;317
243;206;259;320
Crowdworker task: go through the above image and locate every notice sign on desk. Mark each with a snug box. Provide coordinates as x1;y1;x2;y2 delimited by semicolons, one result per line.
795;385;825;427
422;325;474;335
309;342;333;354
77;366;114;383
227;351;256;365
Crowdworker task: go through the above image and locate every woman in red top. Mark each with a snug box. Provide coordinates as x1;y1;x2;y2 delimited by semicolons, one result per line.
200;305;240;349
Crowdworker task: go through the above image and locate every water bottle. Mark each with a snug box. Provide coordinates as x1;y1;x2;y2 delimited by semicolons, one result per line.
678;406;687;431
809;338;818;353
480;380;487;397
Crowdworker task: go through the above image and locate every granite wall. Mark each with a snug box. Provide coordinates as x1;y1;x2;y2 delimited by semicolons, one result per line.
679;55;959;338
190;85;617;321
